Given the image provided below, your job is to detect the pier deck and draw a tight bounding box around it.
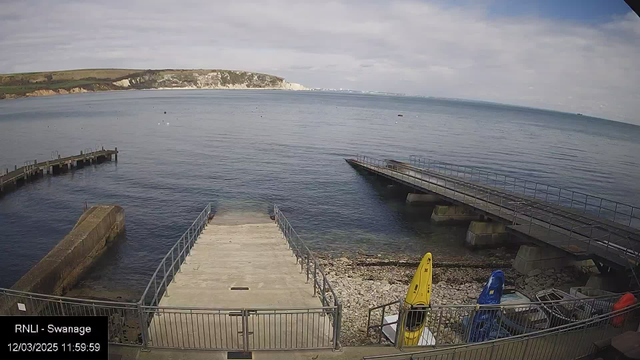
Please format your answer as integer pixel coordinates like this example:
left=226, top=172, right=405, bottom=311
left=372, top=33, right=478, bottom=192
left=0, top=148, right=118, bottom=194
left=347, top=156, right=640, bottom=270
left=159, top=212, right=318, bottom=308
left=146, top=211, right=335, bottom=351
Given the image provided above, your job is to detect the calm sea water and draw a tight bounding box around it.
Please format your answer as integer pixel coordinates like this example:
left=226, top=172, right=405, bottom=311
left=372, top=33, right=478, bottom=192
left=1, top=90, right=639, bottom=295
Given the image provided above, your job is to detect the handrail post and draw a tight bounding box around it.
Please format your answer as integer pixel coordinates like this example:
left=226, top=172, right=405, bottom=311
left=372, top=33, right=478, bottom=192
left=322, top=277, right=327, bottom=306
left=394, top=306, right=405, bottom=350
left=333, top=302, right=342, bottom=350
left=313, top=261, right=317, bottom=296
left=137, top=301, right=149, bottom=349
left=242, top=309, right=249, bottom=352
left=177, top=240, right=181, bottom=272
left=171, top=250, right=176, bottom=281
left=306, top=254, right=310, bottom=283
left=163, top=262, right=169, bottom=297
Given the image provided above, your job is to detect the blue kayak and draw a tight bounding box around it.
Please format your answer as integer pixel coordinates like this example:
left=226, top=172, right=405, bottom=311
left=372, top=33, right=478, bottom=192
left=468, top=270, right=505, bottom=342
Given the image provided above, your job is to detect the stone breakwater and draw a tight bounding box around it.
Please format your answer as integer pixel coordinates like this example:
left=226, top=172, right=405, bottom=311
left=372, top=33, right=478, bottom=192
left=318, top=252, right=588, bottom=346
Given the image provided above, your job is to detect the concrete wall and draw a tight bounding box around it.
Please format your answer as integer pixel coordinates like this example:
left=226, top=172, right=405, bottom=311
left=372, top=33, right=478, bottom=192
left=11, top=205, right=125, bottom=296
left=431, top=205, right=480, bottom=224
left=465, top=221, right=507, bottom=247
left=406, top=193, right=441, bottom=204
left=513, top=245, right=570, bottom=275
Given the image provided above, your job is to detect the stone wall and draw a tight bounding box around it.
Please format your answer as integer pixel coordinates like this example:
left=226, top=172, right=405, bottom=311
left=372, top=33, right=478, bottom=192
left=11, top=205, right=125, bottom=296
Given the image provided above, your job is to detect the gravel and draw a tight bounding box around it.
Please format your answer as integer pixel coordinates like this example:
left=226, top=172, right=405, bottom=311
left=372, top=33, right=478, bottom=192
left=317, top=253, right=589, bottom=346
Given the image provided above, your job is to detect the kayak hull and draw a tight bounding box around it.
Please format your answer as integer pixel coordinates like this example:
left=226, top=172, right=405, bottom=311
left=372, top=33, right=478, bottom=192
left=402, top=252, right=433, bottom=346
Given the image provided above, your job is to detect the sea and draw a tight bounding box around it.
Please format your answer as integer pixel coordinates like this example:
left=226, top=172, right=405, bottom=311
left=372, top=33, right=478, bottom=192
left=1, top=90, right=639, bottom=296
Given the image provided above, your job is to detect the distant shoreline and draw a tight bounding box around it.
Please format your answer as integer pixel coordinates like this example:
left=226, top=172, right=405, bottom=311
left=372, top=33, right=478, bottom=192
left=1, top=85, right=310, bottom=100
left=0, top=68, right=307, bottom=100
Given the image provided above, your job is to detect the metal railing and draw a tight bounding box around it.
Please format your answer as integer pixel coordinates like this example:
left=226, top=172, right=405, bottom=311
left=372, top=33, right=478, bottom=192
left=408, top=155, right=640, bottom=230
left=363, top=301, right=640, bottom=360
left=366, top=291, right=639, bottom=348
left=143, top=305, right=338, bottom=350
left=353, top=155, right=640, bottom=268
left=2, top=203, right=342, bottom=351
left=0, top=288, right=144, bottom=346
left=507, top=204, right=640, bottom=266
left=1, top=148, right=117, bottom=191
left=140, top=203, right=212, bottom=307
left=273, top=204, right=342, bottom=348
left=367, top=299, right=404, bottom=345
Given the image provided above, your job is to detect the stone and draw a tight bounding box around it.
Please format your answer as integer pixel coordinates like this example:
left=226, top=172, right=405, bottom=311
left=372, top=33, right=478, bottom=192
left=316, top=252, right=583, bottom=346
left=528, top=269, right=542, bottom=276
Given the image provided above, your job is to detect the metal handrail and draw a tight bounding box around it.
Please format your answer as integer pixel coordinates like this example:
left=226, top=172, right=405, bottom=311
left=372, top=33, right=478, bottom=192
left=273, top=204, right=342, bottom=349
left=273, top=205, right=339, bottom=307
left=140, top=203, right=212, bottom=306
left=1, top=287, right=144, bottom=346
left=142, top=304, right=337, bottom=311
left=366, top=290, right=639, bottom=315
left=408, top=155, right=640, bottom=229
left=363, top=301, right=640, bottom=359
left=354, top=155, right=640, bottom=267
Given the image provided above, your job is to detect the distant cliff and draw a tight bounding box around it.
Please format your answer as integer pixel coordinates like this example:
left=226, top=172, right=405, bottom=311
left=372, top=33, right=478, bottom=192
left=0, top=69, right=307, bottom=99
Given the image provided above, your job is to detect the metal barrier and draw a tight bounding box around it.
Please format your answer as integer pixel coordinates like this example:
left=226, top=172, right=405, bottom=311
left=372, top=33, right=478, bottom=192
left=408, top=155, right=640, bottom=230
left=366, top=291, right=639, bottom=348
left=143, top=305, right=338, bottom=350
left=0, top=288, right=144, bottom=346
left=140, top=203, right=212, bottom=307
left=135, top=203, right=342, bottom=351
left=353, top=155, right=640, bottom=268
left=1, top=203, right=342, bottom=352
left=273, top=204, right=342, bottom=348
left=363, top=302, right=640, bottom=360
left=367, top=299, right=403, bottom=345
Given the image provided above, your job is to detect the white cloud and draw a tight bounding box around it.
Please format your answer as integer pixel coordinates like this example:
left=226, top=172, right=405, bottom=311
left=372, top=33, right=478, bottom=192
left=0, top=0, right=639, bottom=124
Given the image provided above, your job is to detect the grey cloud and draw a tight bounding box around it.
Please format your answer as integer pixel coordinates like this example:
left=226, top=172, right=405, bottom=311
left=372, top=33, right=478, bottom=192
left=0, top=0, right=639, bottom=124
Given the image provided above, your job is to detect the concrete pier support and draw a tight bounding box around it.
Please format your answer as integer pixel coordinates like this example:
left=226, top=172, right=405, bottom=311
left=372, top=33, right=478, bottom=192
left=513, top=245, right=570, bottom=275
left=406, top=193, right=440, bottom=204
left=431, top=205, right=480, bottom=224
left=465, top=221, right=507, bottom=247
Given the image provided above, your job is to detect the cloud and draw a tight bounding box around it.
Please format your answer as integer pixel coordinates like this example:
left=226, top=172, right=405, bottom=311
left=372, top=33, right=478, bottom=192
left=1, top=0, right=639, bottom=124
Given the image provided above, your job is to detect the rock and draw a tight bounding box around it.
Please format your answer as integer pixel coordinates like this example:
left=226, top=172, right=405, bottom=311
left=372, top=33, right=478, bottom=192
left=315, top=252, right=584, bottom=346
left=528, top=269, right=542, bottom=276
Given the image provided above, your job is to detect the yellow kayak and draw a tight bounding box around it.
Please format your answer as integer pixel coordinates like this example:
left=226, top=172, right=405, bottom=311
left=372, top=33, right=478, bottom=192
left=402, top=252, right=432, bottom=346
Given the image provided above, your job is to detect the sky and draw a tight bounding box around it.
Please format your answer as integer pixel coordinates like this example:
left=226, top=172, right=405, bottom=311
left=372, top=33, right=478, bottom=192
left=1, top=0, right=639, bottom=124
